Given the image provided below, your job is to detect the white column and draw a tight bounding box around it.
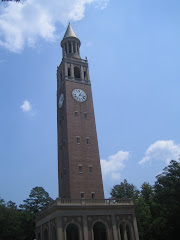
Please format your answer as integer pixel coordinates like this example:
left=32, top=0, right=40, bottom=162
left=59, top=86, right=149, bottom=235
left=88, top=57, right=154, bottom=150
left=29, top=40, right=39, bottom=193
left=64, top=62, right=68, bottom=77
left=132, top=214, right=139, bottom=240
left=86, top=67, right=90, bottom=81
left=112, top=215, right=118, bottom=240
left=80, top=66, right=84, bottom=79
left=71, top=64, right=74, bottom=78
left=67, top=42, right=69, bottom=54
left=83, top=216, right=88, bottom=240
left=57, top=216, right=63, bottom=240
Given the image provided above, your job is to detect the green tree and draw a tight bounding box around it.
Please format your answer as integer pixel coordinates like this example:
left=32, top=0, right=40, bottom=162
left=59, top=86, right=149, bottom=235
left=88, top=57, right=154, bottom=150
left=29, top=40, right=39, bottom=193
left=19, top=186, right=53, bottom=215
left=152, top=160, right=180, bottom=239
left=110, top=179, right=140, bottom=200
left=135, top=196, right=152, bottom=240
left=19, top=186, right=54, bottom=240
left=0, top=200, right=24, bottom=240
left=140, top=182, right=153, bottom=205
left=0, top=187, right=53, bottom=240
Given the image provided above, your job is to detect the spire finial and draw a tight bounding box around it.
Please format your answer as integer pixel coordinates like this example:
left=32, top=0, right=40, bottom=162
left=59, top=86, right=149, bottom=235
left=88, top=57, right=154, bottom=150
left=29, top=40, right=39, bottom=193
left=63, top=23, right=78, bottom=39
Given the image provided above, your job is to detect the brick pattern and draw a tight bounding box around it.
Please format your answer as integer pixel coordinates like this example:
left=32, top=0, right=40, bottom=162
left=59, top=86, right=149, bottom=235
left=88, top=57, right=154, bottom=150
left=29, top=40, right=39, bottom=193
left=57, top=79, right=104, bottom=199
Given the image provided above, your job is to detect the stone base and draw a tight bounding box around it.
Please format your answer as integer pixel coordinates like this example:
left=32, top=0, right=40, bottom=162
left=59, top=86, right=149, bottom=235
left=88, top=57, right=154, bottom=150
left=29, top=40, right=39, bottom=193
left=36, top=198, right=139, bottom=240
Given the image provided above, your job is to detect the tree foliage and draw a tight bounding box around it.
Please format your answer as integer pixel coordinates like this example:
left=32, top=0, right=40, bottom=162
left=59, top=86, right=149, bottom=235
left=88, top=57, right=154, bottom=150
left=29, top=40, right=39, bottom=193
left=110, top=179, right=140, bottom=200
left=110, top=160, right=180, bottom=240
left=0, top=187, right=53, bottom=240
left=19, top=186, right=53, bottom=215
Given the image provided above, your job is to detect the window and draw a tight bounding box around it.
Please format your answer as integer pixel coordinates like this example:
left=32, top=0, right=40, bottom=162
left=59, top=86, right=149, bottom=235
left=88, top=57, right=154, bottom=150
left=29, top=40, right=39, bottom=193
left=73, top=42, right=76, bottom=53
left=89, top=166, right=92, bottom=173
left=77, top=136, right=80, bottom=144
left=60, top=144, right=62, bottom=150
left=62, top=115, right=64, bottom=120
left=86, top=138, right=90, bottom=145
left=78, top=165, right=82, bottom=173
left=84, top=112, right=87, bottom=119
left=74, top=66, right=80, bottom=78
left=61, top=172, right=63, bottom=178
left=68, top=68, right=71, bottom=77
left=75, top=111, right=78, bottom=117
left=69, top=43, right=71, bottom=53
left=84, top=71, right=87, bottom=79
left=91, top=192, right=95, bottom=199
left=81, top=192, right=84, bottom=199
left=63, top=140, right=65, bottom=146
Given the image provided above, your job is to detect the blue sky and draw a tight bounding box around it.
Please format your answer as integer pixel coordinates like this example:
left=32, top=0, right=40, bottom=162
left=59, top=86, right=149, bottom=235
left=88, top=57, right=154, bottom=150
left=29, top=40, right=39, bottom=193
left=0, top=0, right=180, bottom=205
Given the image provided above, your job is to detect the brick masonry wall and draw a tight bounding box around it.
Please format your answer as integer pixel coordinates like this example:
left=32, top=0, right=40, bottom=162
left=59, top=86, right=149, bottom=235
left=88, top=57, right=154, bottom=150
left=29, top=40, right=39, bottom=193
left=57, top=79, right=104, bottom=199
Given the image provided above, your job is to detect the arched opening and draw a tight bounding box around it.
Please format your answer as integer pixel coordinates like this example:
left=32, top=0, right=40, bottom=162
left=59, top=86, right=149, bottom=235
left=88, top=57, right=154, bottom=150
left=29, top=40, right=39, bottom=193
left=119, top=222, right=132, bottom=240
left=74, top=67, right=80, bottom=78
left=52, top=226, right=57, bottom=240
left=69, top=43, right=72, bottom=53
left=73, top=42, right=76, bottom=53
left=66, top=223, right=79, bottom=240
left=44, top=228, right=48, bottom=240
left=93, top=221, right=107, bottom=240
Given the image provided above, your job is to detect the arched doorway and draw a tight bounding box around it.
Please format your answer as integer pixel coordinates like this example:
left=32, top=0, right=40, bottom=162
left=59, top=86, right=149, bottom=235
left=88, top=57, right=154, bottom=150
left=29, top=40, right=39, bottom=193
left=44, top=228, right=48, bottom=240
left=120, top=222, right=132, bottom=240
left=66, top=223, right=79, bottom=240
left=93, top=221, right=107, bottom=240
left=52, top=226, right=57, bottom=240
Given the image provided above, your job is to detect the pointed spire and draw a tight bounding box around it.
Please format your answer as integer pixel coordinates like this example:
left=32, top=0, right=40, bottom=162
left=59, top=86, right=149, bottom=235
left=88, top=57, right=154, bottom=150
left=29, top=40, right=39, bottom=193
left=63, top=23, right=78, bottom=39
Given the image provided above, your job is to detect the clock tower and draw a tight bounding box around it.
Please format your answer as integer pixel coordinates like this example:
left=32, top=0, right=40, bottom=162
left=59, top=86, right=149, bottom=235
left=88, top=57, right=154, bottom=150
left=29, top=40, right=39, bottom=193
left=36, top=24, right=139, bottom=240
left=57, top=24, right=104, bottom=199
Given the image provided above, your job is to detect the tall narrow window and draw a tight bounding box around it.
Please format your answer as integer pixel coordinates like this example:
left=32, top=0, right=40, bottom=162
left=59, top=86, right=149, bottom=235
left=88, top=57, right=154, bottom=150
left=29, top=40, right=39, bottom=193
left=86, top=137, right=90, bottom=145
left=84, top=112, right=87, bottom=119
left=91, top=192, right=95, bottom=199
left=84, top=71, right=87, bottom=79
left=63, top=140, right=65, bottom=146
left=89, top=166, right=92, bottom=173
left=75, top=111, right=78, bottom=117
left=77, top=136, right=80, bottom=144
left=78, top=165, right=82, bottom=173
left=69, top=43, right=71, bottom=53
left=81, top=192, right=84, bottom=199
left=68, top=68, right=71, bottom=77
left=73, top=42, right=76, bottom=53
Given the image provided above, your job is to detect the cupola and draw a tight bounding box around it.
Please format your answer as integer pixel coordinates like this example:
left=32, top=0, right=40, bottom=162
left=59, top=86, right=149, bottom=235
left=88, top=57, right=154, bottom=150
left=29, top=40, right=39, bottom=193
left=61, top=23, right=81, bottom=59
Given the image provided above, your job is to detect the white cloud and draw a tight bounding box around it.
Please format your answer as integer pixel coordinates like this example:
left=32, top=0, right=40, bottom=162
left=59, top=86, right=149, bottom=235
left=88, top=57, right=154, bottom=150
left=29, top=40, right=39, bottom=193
left=20, top=100, right=32, bottom=112
left=101, top=151, right=129, bottom=191
left=0, top=0, right=108, bottom=53
left=139, top=140, right=180, bottom=165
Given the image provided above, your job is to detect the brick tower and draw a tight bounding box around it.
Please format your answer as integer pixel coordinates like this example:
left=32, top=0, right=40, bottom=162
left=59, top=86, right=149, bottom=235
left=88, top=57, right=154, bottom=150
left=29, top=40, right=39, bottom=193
left=57, top=23, right=104, bottom=199
left=36, top=24, right=139, bottom=240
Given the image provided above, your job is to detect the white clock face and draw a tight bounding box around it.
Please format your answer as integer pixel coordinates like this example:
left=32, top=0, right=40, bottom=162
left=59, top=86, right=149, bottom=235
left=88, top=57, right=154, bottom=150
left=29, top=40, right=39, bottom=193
left=58, top=93, right=64, bottom=108
left=72, top=89, right=87, bottom=102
